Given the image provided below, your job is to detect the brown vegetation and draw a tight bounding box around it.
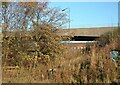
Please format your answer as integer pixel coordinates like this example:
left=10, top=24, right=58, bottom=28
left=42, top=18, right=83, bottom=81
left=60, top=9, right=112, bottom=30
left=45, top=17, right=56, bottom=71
left=2, top=34, right=120, bottom=83
left=2, top=2, right=120, bottom=84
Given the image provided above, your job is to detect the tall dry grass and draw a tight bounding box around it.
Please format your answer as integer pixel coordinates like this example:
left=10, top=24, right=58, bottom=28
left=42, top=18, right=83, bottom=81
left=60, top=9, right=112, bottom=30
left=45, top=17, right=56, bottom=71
left=2, top=44, right=119, bottom=83
left=2, top=29, right=120, bottom=83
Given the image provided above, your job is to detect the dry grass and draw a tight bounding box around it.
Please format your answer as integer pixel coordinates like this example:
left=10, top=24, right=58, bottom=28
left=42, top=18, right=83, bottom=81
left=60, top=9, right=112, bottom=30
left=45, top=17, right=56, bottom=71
left=2, top=36, right=120, bottom=83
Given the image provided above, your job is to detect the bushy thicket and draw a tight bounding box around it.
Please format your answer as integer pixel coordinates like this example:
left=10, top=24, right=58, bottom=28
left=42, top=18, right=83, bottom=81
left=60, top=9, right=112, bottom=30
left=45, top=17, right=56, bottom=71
left=100, top=27, right=120, bottom=50
left=2, top=24, right=64, bottom=67
left=2, top=2, right=67, bottom=67
left=71, top=27, right=120, bottom=83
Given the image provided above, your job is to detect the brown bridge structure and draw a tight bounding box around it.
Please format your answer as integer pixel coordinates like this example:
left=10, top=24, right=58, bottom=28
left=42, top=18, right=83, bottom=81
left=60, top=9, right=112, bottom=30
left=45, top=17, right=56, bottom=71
left=57, top=27, right=118, bottom=49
